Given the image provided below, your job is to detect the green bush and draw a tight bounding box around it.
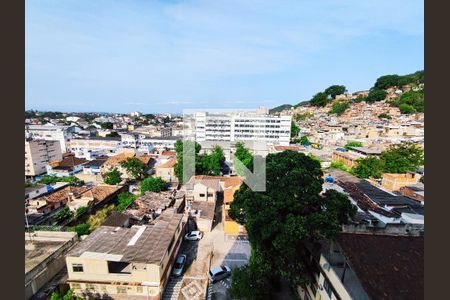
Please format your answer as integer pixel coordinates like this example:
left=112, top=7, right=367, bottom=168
left=116, top=193, right=137, bottom=212
left=330, top=161, right=349, bottom=172
left=71, top=224, right=91, bottom=236
left=344, top=141, right=363, bottom=151
left=52, top=207, right=73, bottom=222
left=330, top=101, right=349, bottom=115
left=365, top=89, right=387, bottom=103
left=140, top=177, right=167, bottom=194
left=75, top=206, right=89, bottom=218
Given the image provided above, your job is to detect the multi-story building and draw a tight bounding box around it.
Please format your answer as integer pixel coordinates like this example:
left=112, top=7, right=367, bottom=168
left=194, top=110, right=291, bottom=146
left=26, top=124, right=78, bottom=152
left=25, top=139, right=62, bottom=177
left=67, top=137, right=122, bottom=158
left=298, top=233, right=423, bottom=300
left=65, top=210, right=185, bottom=299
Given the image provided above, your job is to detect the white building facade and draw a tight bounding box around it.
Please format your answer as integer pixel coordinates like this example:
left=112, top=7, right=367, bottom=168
left=26, top=124, right=77, bottom=153
left=194, top=110, right=291, bottom=146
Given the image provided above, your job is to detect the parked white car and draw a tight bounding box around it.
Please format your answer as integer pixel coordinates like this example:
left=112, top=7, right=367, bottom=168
left=184, top=231, right=203, bottom=241
left=208, top=265, right=231, bottom=283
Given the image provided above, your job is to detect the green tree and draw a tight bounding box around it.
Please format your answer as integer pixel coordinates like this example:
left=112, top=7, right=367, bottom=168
left=309, top=92, right=329, bottom=107
left=324, top=85, right=347, bottom=99
left=329, top=160, right=349, bottom=172
left=352, top=157, right=384, bottom=179
left=234, top=142, right=253, bottom=176
left=374, top=74, right=403, bottom=89
left=365, top=89, right=388, bottom=103
left=399, top=103, right=416, bottom=114
left=140, top=177, right=167, bottom=194
left=229, top=151, right=356, bottom=293
left=291, top=121, right=300, bottom=138
left=71, top=224, right=91, bottom=236
left=50, top=289, right=82, bottom=300
left=198, top=145, right=226, bottom=176
left=116, top=193, right=137, bottom=212
left=292, top=135, right=310, bottom=146
left=381, top=142, right=424, bottom=173
left=52, top=207, right=73, bottom=222
left=174, top=140, right=202, bottom=183
left=120, top=157, right=147, bottom=180
left=330, top=101, right=349, bottom=115
left=344, top=141, right=363, bottom=151
left=75, top=206, right=89, bottom=218
left=103, top=167, right=122, bottom=185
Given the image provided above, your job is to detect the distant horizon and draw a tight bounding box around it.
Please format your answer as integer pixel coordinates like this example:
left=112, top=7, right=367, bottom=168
left=26, top=0, right=423, bottom=113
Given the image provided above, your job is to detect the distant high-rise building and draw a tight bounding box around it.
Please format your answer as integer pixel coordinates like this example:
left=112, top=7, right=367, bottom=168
left=194, top=109, right=291, bottom=146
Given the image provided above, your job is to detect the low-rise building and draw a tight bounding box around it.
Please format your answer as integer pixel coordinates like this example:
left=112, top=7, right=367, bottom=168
left=25, top=231, right=79, bottom=300
left=381, top=172, right=421, bottom=192
left=155, top=157, right=177, bottom=182
left=65, top=210, right=185, bottom=299
left=46, top=154, right=88, bottom=177
left=25, top=184, right=49, bottom=201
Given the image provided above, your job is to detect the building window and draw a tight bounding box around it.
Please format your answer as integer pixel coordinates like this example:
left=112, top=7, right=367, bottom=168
left=199, top=193, right=205, bottom=197
left=71, top=283, right=81, bottom=290
left=72, top=264, right=84, bottom=272
left=207, top=193, right=213, bottom=197
left=86, top=283, right=96, bottom=291
left=117, top=287, right=127, bottom=294
left=323, top=277, right=333, bottom=298
left=137, top=286, right=143, bottom=293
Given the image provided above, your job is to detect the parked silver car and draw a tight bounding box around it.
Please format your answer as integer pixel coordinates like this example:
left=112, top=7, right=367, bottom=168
left=184, top=230, right=203, bottom=241
left=172, top=254, right=186, bottom=277
left=208, top=265, right=231, bottom=283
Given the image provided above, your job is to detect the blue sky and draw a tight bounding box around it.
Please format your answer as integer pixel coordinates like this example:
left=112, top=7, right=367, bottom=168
left=26, top=0, right=424, bottom=113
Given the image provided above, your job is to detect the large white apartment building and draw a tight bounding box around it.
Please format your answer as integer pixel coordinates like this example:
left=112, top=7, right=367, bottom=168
left=194, top=110, right=291, bottom=146
left=26, top=124, right=78, bottom=153
left=25, top=139, right=62, bottom=177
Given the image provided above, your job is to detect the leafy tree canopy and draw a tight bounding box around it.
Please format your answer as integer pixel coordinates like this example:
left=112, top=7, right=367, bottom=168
left=381, top=142, right=424, bottom=173
left=120, top=157, right=147, bottom=180
left=324, top=85, right=347, bottom=99
left=351, top=157, right=384, bottom=179
left=103, top=167, right=122, bottom=185
left=365, top=89, right=387, bottom=103
left=374, top=70, right=424, bottom=90
left=330, top=101, right=349, bottom=115
left=140, top=177, right=167, bottom=194
left=309, top=92, right=329, bottom=107
left=234, top=142, right=253, bottom=176
left=229, top=151, right=356, bottom=291
left=291, top=121, right=300, bottom=138
left=116, top=193, right=137, bottom=212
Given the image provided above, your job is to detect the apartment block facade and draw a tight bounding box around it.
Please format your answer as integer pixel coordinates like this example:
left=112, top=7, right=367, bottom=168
left=26, top=124, right=77, bottom=152
left=194, top=110, right=291, bottom=146
left=25, top=139, right=62, bottom=177
left=66, top=211, right=185, bottom=299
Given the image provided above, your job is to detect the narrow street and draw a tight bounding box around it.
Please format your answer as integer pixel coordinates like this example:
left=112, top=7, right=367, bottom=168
left=163, top=216, right=250, bottom=300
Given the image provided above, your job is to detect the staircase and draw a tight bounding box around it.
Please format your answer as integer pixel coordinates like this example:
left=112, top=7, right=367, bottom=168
left=162, top=277, right=183, bottom=300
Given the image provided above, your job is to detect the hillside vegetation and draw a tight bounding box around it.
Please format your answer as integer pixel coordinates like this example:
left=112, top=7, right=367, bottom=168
left=271, top=70, right=424, bottom=115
